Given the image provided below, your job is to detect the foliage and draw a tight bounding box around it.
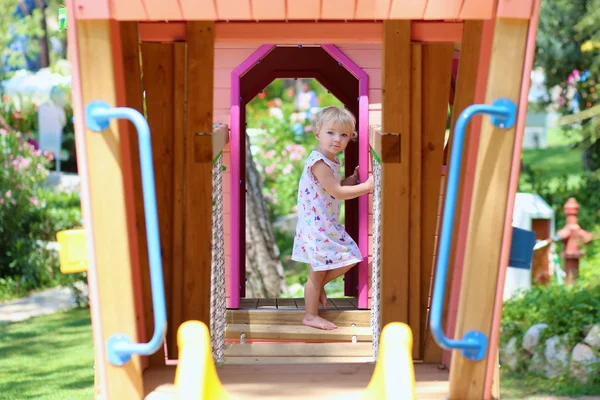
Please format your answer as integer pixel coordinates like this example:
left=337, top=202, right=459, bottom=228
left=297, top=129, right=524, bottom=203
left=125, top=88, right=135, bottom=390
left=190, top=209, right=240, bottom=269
left=534, top=0, right=593, bottom=92
left=501, top=281, right=600, bottom=350
left=0, top=308, right=94, bottom=400
left=246, top=79, right=344, bottom=221
left=0, top=128, right=83, bottom=301
left=575, top=0, right=600, bottom=71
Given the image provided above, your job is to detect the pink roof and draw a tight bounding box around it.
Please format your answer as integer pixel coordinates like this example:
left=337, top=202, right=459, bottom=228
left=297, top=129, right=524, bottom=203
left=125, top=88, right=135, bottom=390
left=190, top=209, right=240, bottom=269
left=73, top=0, right=535, bottom=21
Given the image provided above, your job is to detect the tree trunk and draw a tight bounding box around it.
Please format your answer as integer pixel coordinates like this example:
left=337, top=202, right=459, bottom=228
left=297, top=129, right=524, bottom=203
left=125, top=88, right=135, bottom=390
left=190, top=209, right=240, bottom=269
left=35, top=0, right=50, bottom=68
left=245, top=133, right=288, bottom=298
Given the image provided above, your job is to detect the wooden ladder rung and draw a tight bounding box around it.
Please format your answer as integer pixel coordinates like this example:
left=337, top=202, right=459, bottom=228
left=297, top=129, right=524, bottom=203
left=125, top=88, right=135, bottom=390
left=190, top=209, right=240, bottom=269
left=226, top=324, right=373, bottom=342
left=224, top=343, right=373, bottom=358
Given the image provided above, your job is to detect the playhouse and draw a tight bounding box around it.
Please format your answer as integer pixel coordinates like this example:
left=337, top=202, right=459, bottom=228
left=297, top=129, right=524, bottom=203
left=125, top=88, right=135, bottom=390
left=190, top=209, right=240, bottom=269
left=60, top=0, right=543, bottom=398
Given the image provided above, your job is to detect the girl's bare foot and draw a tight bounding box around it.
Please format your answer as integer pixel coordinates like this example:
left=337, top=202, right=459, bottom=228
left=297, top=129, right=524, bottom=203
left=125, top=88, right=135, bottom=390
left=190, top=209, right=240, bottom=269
left=303, top=315, right=337, bottom=330
left=319, top=288, right=328, bottom=309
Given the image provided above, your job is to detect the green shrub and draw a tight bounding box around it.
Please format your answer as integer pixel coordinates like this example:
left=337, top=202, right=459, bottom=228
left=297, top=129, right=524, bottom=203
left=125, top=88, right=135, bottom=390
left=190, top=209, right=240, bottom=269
left=501, top=281, right=600, bottom=351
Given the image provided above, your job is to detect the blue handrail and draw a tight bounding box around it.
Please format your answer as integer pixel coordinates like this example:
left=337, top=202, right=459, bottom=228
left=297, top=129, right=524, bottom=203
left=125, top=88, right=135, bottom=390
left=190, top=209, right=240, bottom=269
left=429, top=98, right=517, bottom=361
left=85, top=100, right=167, bottom=366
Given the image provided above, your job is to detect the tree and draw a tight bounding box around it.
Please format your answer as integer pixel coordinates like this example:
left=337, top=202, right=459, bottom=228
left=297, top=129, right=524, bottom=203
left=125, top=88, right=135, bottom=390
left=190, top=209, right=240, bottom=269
left=245, top=132, right=289, bottom=298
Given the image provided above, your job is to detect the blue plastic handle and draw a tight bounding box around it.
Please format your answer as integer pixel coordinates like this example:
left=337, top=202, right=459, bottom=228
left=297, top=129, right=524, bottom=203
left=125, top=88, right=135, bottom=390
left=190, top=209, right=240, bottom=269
left=429, top=98, right=517, bottom=361
left=85, top=100, right=167, bottom=366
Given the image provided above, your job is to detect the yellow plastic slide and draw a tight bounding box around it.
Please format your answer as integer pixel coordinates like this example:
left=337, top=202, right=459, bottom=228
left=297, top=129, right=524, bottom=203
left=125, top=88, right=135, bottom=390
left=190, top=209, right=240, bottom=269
left=174, top=321, right=416, bottom=399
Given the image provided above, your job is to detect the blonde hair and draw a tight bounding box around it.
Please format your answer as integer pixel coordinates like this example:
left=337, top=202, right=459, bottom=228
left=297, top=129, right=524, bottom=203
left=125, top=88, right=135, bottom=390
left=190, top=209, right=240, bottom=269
left=312, top=106, right=358, bottom=141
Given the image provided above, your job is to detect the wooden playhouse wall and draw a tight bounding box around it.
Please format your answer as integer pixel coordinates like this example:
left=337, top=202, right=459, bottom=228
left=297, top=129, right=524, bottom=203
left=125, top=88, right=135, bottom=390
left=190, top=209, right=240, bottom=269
left=212, top=43, right=384, bottom=307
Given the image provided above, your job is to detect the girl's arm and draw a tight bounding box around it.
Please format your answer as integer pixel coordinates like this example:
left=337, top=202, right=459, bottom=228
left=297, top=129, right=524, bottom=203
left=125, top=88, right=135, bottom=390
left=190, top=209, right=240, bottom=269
left=312, top=161, right=373, bottom=200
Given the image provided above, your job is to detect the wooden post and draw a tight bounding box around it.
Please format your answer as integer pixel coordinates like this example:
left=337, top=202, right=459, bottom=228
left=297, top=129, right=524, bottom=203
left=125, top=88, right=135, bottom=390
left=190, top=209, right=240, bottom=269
left=380, top=20, right=411, bottom=328
left=449, top=18, right=529, bottom=399
left=73, top=19, right=143, bottom=399
left=182, top=22, right=215, bottom=329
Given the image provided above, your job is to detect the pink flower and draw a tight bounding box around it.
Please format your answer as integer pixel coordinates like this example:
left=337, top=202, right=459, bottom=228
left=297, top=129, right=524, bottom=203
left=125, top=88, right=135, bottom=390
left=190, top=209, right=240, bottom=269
left=265, top=164, right=276, bottom=176
left=0, top=198, right=4, bottom=204
left=264, top=149, right=276, bottom=159
left=29, top=197, right=39, bottom=206
left=5, top=190, right=11, bottom=198
left=282, top=164, right=293, bottom=175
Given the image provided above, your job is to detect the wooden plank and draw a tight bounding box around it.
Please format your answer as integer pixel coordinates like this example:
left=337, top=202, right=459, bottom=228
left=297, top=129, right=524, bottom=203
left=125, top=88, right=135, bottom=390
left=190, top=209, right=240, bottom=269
left=437, top=20, right=484, bottom=367
left=417, top=44, right=455, bottom=364
left=251, top=0, right=285, bottom=19
left=224, top=343, right=373, bottom=357
left=140, top=41, right=176, bottom=366
left=215, top=0, right=252, bottom=20
left=459, top=0, right=496, bottom=19
left=276, top=298, right=298, bottom=309
left=321, top=0, right=355, bottom=20
left=225, top=324, right=373, bottom=342
left=74, top=19, right=143, bottom=398
left=409, top=44, right=422, bottom=360
left=449, top=18, right=529, bottom=399
left=240, top=298, right=259, bottom=308
left=179, top=0, right=217, bottom=20
left=388, top=0, right=427, bottom=19
left=424, top=0, right=462, bottom=20
left=380, top=20, right=411, bottom=329
left=169, top=44, right=186, bottom=359
left=143, top=0, right=182, bottom=20
left=142, top=364, right=449, bottom=400
left=286, top=0, right=320, bottom=20
left=223, top=356, right=375, bottom=364
left=182, top=22, right=215, bottom=328
left=227, top=310, right=371, bottom=327
left=118, top=21, right=149, bottom=369
left=355, top=0, right=391, bottom=20
left=257, top=298, right=277, bottom=309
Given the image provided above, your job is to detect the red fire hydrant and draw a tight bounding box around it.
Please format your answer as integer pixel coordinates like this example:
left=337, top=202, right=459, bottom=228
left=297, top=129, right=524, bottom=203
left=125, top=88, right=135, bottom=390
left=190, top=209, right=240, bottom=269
left=555, top=198, right=593, bottom=284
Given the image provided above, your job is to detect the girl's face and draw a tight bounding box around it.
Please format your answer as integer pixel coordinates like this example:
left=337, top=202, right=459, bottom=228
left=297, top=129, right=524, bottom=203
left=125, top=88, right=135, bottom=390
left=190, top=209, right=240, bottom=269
left=315, top=119, right=351, bottom=159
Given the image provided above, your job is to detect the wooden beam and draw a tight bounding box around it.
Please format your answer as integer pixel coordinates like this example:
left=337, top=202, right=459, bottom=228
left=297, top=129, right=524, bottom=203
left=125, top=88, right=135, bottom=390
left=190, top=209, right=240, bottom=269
left=140, top=42, right=178, bottom=364
left=182, top=22, right=215, bottom=329
left=74, top=19, right=143, bottom=398
left=170, top=44, right=187, bottom=360
left=449, top=18, right=529, bottom=399
left=380, top=20, right=411, bottom=328
left=419, top=43, right=454, bottom=363
left=428, top=21, right=485, bottom=366
left=409, top=43, right=422, bottom=360
left=138, top=21, right=463, bottom=44
left=118, top=21, right=149, bottom=370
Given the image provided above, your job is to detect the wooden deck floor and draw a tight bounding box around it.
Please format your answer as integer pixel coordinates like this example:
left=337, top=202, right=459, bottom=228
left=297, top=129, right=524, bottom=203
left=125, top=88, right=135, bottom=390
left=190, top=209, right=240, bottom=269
left=144, top=363, right=449, bottom=399
left=238, top=297, right=359, bottom=310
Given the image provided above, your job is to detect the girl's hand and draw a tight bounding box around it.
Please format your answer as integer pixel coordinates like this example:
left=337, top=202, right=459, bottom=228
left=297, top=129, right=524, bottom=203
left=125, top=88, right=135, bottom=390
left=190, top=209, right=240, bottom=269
left=342, top=166, right=360, bottom=186
left=365, top=175, right=374, bottom=192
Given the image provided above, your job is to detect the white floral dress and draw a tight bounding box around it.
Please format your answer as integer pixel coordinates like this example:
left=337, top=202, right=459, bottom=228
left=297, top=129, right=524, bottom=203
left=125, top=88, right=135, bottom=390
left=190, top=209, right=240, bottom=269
left=291, top=150, right=364, bottom=271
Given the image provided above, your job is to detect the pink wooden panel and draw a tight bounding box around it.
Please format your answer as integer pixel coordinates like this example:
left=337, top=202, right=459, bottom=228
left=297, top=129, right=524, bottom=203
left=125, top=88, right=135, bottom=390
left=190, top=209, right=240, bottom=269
left=221, top=173, right=231, bottom=194
left=497, top=0, right=534, bottom=19
left=336, top=44, right=382, bottom=50
left=286, top=0, right=321, bottom=20
left=144, top=0, right=183, bottom=20
left=179, top=0, right=217, bottom=20
left=223, top=190, right=231, bottom=211
left=337, top=49, right=381, bottom=69
left=355, top=0, right=391, bottom=19
left=222, top=151, right=231, bottom=167
left=363, top=68, right=382, bottom=89
left=224, top=235, right=231, bottom=256
left=389, top=0, right=428, bottom=19
left=368, top=237, right=373, bottom=256
left=252, top=0, right=286, bottom=19
left=224, top=214, right=231, bottom=235
left=216, top=0, right=253, bottom=20
left=321, top=0, right=356, bottom=20
left=214, top=109, right=231, bottom=125
left=74, top=0, right=110, bottom=19
left=424, top=0, right=462, bottom=20
left=215, top=48, right=260, bottom=68
left=214, top=69, right=232, bottom=89
left=368, top=89, right=382, bottom=105
left=459, top=0, right=495, bottom=19
left=110, top=0, right=147, bottom=20
left=214, top=88, right=231, bottom=109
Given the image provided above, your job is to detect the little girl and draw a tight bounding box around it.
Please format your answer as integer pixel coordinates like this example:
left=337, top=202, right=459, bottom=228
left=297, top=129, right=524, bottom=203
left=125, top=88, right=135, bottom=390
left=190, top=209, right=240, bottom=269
left=291, top=106, right=373, bottom=330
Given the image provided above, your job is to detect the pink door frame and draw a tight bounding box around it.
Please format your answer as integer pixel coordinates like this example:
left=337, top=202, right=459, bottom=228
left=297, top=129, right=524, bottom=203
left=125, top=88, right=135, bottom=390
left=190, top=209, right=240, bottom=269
left=229, top=44, right=370, bottom=309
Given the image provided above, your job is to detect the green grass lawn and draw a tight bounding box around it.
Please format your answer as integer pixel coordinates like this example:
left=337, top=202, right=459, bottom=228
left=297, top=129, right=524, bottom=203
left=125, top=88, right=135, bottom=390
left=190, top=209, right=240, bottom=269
left=0, top=308, right=94, bottom=400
